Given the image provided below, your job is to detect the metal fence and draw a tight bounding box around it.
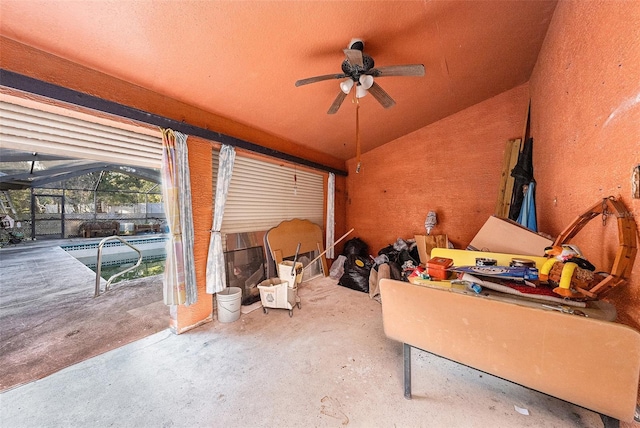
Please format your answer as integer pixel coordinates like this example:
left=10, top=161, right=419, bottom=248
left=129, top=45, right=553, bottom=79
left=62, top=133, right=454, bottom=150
left=4, top=188, right=165, bottom=240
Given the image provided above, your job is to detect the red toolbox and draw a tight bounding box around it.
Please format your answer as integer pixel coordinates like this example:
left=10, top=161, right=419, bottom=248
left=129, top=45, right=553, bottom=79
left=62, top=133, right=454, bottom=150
left=426, top=257, right=454, bottom=280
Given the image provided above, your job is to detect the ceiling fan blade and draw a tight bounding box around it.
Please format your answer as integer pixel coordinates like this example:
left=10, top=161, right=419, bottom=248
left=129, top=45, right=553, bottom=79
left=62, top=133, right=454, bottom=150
left=368, top=64, right=425, bottom=77
left=368, top=82, right=396, bottom=109
left=295, top=73, right=346, bottom=87
left=327, top=91, right=348, bottom=114
left=343, top=49, right=364, bottom=67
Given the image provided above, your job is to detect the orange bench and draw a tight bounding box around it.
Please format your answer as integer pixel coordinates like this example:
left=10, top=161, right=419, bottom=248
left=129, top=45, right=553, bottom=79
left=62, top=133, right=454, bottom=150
left=380, top=278, right=640, bottom=426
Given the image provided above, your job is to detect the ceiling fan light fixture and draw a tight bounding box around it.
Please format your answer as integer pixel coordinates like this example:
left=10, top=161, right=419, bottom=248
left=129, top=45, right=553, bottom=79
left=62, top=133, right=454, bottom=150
left=340, top=79, right=354, bottom=94
left=355, top=85, right=368, bottom=98
left=359, top=74, right=374, bottom=90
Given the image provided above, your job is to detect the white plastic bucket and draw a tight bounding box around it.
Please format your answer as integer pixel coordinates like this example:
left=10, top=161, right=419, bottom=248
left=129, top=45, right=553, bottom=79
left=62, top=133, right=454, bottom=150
left=216, top=287, right=242, bottom=323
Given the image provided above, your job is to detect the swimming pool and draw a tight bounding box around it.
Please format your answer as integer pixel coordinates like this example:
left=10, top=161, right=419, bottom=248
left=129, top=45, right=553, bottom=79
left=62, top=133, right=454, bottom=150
left=62, top=236, right=167, bottom=283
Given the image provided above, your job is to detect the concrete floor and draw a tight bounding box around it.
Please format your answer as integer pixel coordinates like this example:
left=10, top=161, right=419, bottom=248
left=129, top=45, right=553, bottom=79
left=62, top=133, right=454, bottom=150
left=0, top=275, right=609, bottom=428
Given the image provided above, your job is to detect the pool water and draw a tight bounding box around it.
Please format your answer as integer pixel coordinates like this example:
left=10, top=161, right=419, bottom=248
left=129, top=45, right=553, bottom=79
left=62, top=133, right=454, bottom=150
left=89, top=255, right=165, bottom=283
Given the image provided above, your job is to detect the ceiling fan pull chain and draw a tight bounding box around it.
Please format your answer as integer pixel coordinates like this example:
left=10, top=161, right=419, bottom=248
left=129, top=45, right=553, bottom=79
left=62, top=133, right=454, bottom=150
left=356, top=100, right=361, bottom=173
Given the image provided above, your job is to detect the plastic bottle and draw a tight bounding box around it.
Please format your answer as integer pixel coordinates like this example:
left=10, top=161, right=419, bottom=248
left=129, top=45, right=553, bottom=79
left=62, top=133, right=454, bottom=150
left=467, top=282, right=482, bottom=294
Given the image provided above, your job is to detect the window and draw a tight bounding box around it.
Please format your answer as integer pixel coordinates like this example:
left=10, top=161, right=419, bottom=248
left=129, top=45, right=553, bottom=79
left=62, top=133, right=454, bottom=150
left=212, top=149, right=324, bottom=234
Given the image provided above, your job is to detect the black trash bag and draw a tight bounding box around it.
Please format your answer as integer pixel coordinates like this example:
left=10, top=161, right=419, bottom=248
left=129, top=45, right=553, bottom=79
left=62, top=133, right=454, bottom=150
left=378, top=244, right=399, bottom=264
left=408, top=244, right=420, bottom=265
left=338, top=254, right=372, bottom=293
left=342, top=237, right=369, bottom=257
left=398, top=249, right=419, bottom=267
left=388, top=261, right=403, bottom=281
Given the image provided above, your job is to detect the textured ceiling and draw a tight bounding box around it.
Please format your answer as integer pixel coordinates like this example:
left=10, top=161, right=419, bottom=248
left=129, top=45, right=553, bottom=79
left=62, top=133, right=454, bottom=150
left=0, top=1, right=557, bottom=162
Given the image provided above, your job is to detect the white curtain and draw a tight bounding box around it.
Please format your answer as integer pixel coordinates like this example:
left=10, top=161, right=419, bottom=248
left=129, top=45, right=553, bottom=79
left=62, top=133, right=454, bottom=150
left=206, top=145, right=236, bottom=294
left=325, top=173, right=335, bottom=259
left=160, top=129, right=197, bottom=306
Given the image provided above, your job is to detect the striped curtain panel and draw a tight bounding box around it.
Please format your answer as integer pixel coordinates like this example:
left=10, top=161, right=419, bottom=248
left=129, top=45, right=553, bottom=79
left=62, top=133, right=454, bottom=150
left=206, top=144, right=236, bottom=294
left=160, top=129, right=197, bottom=306
left=325, top=173, right=335, bottom=259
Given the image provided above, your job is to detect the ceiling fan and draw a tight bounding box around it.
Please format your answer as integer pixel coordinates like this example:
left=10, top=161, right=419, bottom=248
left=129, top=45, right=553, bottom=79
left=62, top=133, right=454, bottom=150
left=295, top=38, right=425, bottom=114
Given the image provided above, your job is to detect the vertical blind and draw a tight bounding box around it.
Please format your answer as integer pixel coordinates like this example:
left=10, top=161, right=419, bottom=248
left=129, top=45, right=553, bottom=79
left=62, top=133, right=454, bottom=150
left=213, top=149, right=324, bottom=233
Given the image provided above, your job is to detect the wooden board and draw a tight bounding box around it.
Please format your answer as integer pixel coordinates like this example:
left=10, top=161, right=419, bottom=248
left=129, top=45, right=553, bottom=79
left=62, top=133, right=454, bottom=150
left=468, top=215, right=553, bottom=256
left=494, top=138, right=522, bottom=218
left=265, top=218, right=328, bottom=277
left=414, top=234, right=449, bottom=265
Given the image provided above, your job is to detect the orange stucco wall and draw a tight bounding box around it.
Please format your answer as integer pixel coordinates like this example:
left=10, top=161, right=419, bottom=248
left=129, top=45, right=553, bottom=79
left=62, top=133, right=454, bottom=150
left=168, top=136, right=216, bottom=333
left=529, top=1, right=640, bottom=330
left=345, top=83, right=530, bottom=254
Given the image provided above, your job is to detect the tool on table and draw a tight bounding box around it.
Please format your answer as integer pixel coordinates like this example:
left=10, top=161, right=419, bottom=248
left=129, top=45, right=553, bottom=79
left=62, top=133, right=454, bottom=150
left=541, top=304, right=588, bottom=317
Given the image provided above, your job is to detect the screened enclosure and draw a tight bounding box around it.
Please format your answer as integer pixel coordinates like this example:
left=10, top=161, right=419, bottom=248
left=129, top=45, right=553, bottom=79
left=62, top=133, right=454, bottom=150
left=0, top=148, right=164, bottom=240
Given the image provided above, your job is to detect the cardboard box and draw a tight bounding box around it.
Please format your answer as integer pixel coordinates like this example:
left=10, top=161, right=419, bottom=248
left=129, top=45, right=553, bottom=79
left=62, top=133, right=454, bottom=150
left=415, top=234, right=449, bottom=265
left=468, top=216, right=553, bottom=257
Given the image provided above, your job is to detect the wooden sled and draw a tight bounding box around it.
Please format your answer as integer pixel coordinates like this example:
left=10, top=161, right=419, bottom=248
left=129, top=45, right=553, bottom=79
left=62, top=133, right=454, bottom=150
left=553, top=196, right=637, bottom=297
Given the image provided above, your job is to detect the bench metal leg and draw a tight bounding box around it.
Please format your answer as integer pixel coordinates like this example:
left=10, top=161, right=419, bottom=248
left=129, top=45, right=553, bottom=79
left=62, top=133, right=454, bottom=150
left=599, top=414, right=619, bottom=428
left=404, top=343, right=411, bottom=399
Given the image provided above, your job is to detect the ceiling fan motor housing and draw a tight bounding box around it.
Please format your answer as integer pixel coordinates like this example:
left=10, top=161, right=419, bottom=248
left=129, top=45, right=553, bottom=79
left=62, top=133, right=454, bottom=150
left=348, top=38, right=364, bottom=51
left=341, top=55, right=375, bottom=80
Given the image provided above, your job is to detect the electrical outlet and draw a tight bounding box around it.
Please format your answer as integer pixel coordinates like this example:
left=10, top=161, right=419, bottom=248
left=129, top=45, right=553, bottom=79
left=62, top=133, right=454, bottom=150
left=633, top=165, right=640, bottom=199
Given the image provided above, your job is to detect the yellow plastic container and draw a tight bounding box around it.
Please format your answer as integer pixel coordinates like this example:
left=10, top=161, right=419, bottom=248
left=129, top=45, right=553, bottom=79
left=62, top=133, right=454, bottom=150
left=277, top=261, right=304, bottom=285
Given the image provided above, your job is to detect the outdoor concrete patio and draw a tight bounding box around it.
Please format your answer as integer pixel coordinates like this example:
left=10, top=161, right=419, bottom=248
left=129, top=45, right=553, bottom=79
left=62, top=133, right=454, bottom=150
left=0, top=237, right=167, bottom=391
